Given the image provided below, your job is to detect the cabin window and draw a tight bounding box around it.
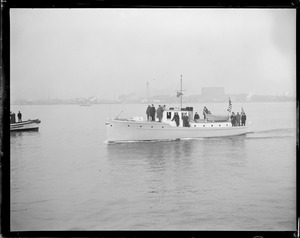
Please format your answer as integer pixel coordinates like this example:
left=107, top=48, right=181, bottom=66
left=110, top=125, right=112, bottom=127
left=219, top=124, right=221, bottom=127
left=128, top=125, right=130, bottom=127
left=151, top=126, right=153, bottom=128
left=194, top=125, right=196, bottom=127
left=211, top=125, right=213, bottom=127
left=203, top=125, right=205, bottom=127
left=167, top=112, right=172, bottom=119
left=140, top=126, right=142, bottom=127
left=162, top=126, right=164, bottom=128
left=226, top=124, right=228, bottom=126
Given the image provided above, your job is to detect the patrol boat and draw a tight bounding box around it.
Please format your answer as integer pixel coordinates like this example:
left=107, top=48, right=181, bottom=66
left=105, top=76, right=247, bottom=142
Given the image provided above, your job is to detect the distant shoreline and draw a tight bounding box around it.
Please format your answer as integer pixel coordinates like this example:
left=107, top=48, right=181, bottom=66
left=11, top=99, right=296, bottom=106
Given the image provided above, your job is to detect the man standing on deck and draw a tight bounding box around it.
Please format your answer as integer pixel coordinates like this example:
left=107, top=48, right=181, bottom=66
left=146, top=105, right=151, bottom=121
left=236, top=112, right=241, bottom=126
left=172, top=112, right=180, bottom=127
left=150, top=104, right=156, bottom=121
left=194, top=112, right=200, bottom=121
left=241, top=112, right=247, bottom=126
left=157, top=105, right=163, bottom=122
left=230, top=112, right=235, bottom=127
left=203, top=106, right=208, bottom=119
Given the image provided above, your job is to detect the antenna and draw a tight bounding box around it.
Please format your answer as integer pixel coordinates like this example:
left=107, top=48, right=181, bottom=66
left=146, top=81, right=150, bottom=101
left=180, top=75, right=183, bottom=109
left=176, top=74, right=185, bottom=109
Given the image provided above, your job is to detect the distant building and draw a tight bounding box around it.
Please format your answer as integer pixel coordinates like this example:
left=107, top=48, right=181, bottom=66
left=201, top=87, right=226, bottom=101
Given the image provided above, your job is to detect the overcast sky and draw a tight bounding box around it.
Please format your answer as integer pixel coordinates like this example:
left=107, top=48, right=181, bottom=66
left=10, top=8, right=296, bottom=100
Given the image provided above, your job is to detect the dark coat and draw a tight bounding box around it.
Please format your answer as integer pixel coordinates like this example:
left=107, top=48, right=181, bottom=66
left=150, top=106, right=156, bottom=115
left=231, top=114, right=236, bottom=126
left=157, top=107, right=163, bottom=119
left=236, top=113, right=241, bottom=124
left=182, top=115, right=190, bottom=127
left=146, top=106, right=151, bottom=115
left=241, top=114, right=247, bottom=124
left=172, top=114, right=180, bottom=126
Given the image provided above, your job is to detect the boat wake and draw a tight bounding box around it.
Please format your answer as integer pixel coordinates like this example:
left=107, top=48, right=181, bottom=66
left=105, top=138, right=182, bottom=144
left=246, top=127, right=296, bottom=139
left=248, top=128, right=295, bottom=134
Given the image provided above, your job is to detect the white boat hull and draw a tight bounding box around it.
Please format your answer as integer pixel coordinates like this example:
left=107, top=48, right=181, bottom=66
left=106, top=119, right=247, bottom=142
left=10, top=119, right=41, bottom=132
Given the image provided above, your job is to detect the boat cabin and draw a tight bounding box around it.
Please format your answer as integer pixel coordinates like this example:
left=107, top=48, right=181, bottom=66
left=162, top=107, right=194, bottom=127
left=161, top=106, right=231, bottom=128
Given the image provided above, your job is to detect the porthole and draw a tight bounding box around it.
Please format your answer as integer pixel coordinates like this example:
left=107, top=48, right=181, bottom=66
left=151, top=126, right=153, bottom=128
left=203, top=125, right=205, bottom=127
left=110, top=125, right=112, bottom=127
left=226, top=124, right=228, bottom=126
left=194, top=125, right=196, bottom=127
left=162, top=126, right=164, bottom=128
left=219, top=124, right=221, bottom=127
left=211, top=125, right=213, bottom=127
left=128, top=125, right=130, bottom=127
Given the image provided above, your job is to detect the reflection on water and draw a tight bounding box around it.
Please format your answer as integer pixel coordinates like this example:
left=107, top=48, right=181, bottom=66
left=106, top=137, right=247, bottom=162
left=106, top=136, right=248, bottom=177
left=10, top=130, right=40, bottom=138
left=106, top=139, right=194, bottom=161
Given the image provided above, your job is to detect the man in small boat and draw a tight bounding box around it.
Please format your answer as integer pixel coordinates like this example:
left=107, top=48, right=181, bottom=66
left=146, top=105, right=151, bottom=121
left=194, top=112, right=200, bottom=122
left=17, top=111, right=22, bottom=122
left=150, top=104, right=156, bottom=121
left=171, top=112, right=180, bottom=127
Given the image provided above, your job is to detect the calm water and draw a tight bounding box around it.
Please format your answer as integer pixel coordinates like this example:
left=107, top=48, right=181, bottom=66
left=10, top=102, right=296, bottom=231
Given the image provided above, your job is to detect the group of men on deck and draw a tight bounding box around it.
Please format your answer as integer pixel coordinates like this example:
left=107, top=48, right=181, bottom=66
left=230, top=112, right=247, bottom=127
left=146, top=104, right=166, bottom=122
left=146, top=105, right=247, bottom=127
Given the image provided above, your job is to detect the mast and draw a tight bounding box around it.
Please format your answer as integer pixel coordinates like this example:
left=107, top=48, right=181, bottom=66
left=180, top=75, right=183, bottom=109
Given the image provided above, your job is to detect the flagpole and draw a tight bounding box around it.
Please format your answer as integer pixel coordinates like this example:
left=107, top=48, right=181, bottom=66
left=180, top=75, right=182, bottom=109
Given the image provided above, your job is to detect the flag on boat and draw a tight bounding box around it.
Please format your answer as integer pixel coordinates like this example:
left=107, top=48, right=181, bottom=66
left=227, top=97, right=232, bottom=113
left=177, top=92, right=183, bottom=97
left=241, top=107, right=245, bottom=114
